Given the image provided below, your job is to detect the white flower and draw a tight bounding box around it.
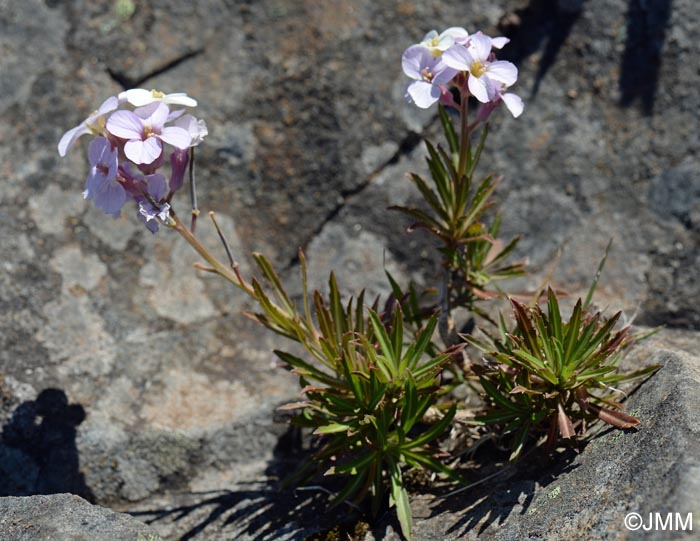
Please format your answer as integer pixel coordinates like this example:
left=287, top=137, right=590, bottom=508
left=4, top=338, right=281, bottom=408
left=442, top=32, right=518, bottom=103
left=174, top=114, right=208, bottom=147
left=419, top=27, right=470, bottom=55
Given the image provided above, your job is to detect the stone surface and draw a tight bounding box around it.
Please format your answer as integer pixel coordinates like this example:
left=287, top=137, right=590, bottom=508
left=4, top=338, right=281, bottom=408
left=0, top=493, right=161, bottom=541
left=1, top=0, right=699, bottom=539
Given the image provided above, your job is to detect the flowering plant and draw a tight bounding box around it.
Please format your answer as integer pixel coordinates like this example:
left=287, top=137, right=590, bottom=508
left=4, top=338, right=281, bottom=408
left=58, top=89, right=206, bottom=232
left=56, top=26, right=655, bottom=541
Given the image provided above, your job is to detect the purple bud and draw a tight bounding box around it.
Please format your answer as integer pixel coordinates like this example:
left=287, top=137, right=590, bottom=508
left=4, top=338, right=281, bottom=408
left=169, top=148, right=190, bottom=194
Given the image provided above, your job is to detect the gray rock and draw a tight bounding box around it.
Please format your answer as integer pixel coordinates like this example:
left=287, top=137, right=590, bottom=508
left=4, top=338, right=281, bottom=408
left=0, top=493, right=161, bottom=541
left=374, top=339, right=700, bottom=541
left=1, top=0, right=700, bottom=538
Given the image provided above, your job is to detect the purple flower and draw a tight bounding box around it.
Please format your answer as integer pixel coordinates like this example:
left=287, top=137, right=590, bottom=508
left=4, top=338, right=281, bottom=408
left=135, top=173, right=170, bottom=233
left=402, top=45, right=458, bottom=109
left=83, top=137, right=126, bottom=217
left=58, top=96, right=119, bottom=157
left=169, top=148, right=189, bottom=194
left=106, top=102, right=191, bottom=165
left=442, top=32, right=518, bottom=103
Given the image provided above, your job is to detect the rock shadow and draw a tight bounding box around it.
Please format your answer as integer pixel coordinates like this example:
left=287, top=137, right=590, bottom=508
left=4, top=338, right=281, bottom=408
left=619, top=0, right=673, bottom=115
left=498, top=0, right=585, bottom=98
left=0, top=388, right=94, bottom=501
left=130, top=423, right=367, bottom=541
left=427, top=446, right=580, bottom=538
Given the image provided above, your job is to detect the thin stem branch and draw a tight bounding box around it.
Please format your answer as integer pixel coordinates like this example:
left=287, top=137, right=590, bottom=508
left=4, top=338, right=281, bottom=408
left=171, top=211, right=253, bottom=295
left=457, top=92, right=470, bottom=180
left=189, top=147, right=200, bottom=233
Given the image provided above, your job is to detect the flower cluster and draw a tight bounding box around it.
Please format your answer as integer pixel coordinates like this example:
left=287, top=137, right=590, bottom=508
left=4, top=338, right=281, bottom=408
left=58, top=89, right=207, bottom=232
left=402, top=27, right=523, bottom=119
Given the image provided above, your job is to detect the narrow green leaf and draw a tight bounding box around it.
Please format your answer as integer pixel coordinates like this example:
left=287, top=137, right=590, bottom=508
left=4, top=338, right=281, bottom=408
left=438, top=104, right=459, bottom=155
left=369, top=310, right=397, bottom=368
left=391, top=469, right=413, bottom=541
left=583, top=239, right=612, bottom=310
left=467, top=124, right=489, bottom=178
left=401, top=405, right=456, bottom=450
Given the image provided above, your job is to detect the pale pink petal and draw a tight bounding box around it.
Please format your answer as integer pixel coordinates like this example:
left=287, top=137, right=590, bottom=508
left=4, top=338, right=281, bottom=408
left=124, top=137, right=162, bottom=165
left=402, top=45, right=425, bottom=79
left=491, top=37, right=510, bottom=49
left=407, top=81, right=441, bottom=109
left=133, top=102, right=161, bottom=120
left=442, top=45, right=473, bottom=71
left=167, top=109, right=186, bottom=122
left=502, top=93, right=524, bottom=118
left=96, top=96, right=119, bottom=117
left=469, top=32, right=492, bottom=62
left=159, top=126, right=192, bottom=149
left=486, top=61, right=518, bottom=86
left=107, top=111, right=144, bottom=140
left=468, top=75, right=489, bottom=103
left=146, top=102, right=170, bottom=131
left=443, top=27, right=469, bottom=43
left=58, top=124, right=88, bottom=157
left=433, top=61, right=458, bottom=85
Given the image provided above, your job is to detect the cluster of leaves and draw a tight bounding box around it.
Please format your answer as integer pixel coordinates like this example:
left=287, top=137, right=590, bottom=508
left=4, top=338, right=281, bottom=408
left=247, top=252, right=460, bottom=540
left=466, top=286, right=660, bottom=460
left=391, top=105, right=525, bottom=322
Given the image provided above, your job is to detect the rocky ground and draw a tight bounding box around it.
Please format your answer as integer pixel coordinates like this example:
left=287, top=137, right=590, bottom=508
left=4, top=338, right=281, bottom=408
left=1, top=0, right=699, bottom=539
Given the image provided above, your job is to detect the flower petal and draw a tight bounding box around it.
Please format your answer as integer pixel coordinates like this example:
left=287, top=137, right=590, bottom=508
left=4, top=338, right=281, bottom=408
left=486, top=61, right=518, bottom=86
left=94, top=96, right=119, bottom=118
left=163, top=93, right=197, bottom=107
left=119, top=89, right=154, bottom=107
left=502, top=92, right=524, bottom=118
left=468, top=75, right=489, bottom=103
left=107, top=111, right=144, bottom=140
left=159, top=126, right=192, bottom=149
left=432, top=62, right=458, bottom=85
left=88, top=137, right=111, bottom=166
left=441, top=45, right=472, bottom=71
left=146, top=102, right=170, bottom=131
left=442, top=27, right=469, bottom=44
left=469, top=32, right=492, bottom=62
left=402, top=45, right=426, bottom=80
left=125, top=137, right=162, bottom=165
left=407, top=81, right=441, bottom=109
left=145, top=173, right=168, bottom=200
left=58, top=124, right=88, bottom=157
left=94, top=179, right=127, bottom=217
left=491, top=36, right=510, bottom=49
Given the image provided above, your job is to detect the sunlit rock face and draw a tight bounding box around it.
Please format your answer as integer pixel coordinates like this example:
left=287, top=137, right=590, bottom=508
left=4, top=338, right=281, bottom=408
left=1, top=0, right=699, bottom=538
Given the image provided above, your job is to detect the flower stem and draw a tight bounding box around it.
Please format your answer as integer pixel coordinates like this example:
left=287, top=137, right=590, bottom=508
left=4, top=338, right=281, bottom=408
left=171, top=212, right=254, bottom=295
left=457, top=91, right=470, bottom=180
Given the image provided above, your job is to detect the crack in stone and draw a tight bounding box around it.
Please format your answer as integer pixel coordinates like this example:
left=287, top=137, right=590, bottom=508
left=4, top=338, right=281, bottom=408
left=107, top=49, right=205, bottom=90
left=284, top=127, right=428, bottom=271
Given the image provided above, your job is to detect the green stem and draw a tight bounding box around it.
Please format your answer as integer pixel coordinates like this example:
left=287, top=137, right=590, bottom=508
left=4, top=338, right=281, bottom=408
left=456, top=92, right=470, bottom=181
left=171, top=212, right=254, bottom=295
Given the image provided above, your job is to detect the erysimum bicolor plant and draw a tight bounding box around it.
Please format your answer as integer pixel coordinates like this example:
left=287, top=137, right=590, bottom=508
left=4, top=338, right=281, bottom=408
left=58, top=83, right=462, bottom=540
left=465, top=247, right=661, bottom=460
left=396, top=28, right=525, bottom=348
left=56, top=25, right=656, bottom=541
